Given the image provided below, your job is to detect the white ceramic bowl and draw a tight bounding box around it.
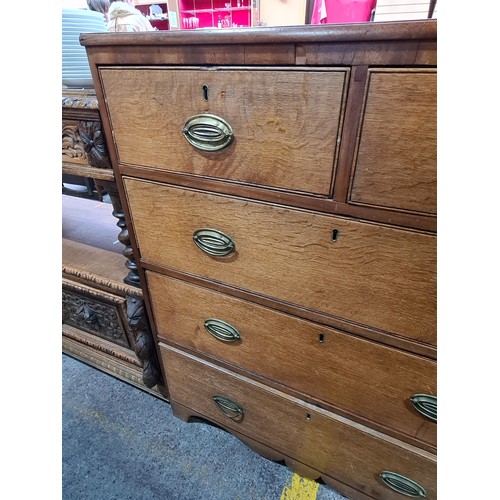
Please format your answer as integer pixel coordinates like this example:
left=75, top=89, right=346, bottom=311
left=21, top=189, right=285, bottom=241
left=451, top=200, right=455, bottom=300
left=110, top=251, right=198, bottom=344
left=63, top=20, right=105, bottom=27
left=62, top=8, right=106, bottom=20
left=62, top=36, right=87, bottom=42
left=63, top=26, right=105, bottom=33
left=62, top=66, right=91, bottom=72
left=62, top=61, right=89, bottom=66
left=63, top=78, right=94, bottom=88
left=62, top=56, right=89, bottom=62
left=63, top=74, right=92, bottom=80
left=62, top=65, right=90, bottom=71
left=62, top=49, right=87, bottom=55
left=62, top=64, right=91, bottom=71
left=62, top=9, right=105, bottom=88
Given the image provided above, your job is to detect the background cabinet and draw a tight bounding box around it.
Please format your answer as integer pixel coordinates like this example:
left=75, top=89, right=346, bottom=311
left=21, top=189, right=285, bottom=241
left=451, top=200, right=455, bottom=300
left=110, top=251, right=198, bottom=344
left=62, top=89, right=166, bottom=398
left=135, top=1, right=171, bottom=30
left=177, top=0, right=259, bottom=29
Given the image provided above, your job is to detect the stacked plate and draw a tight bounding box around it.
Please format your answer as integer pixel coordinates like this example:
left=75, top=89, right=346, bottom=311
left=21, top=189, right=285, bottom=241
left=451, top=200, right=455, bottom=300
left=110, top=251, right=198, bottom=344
left=62, top=8, right=108, bottom=88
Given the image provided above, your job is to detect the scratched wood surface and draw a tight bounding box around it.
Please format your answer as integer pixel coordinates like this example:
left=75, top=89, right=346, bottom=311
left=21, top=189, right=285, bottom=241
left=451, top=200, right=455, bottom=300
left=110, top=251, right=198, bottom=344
left=160, top=344, right=437, bottom=500
left=148, top=272, right=436, bottom=451
left=100, top=67, right=347, bottom=195
left=124, top=179, right=436, bottom=346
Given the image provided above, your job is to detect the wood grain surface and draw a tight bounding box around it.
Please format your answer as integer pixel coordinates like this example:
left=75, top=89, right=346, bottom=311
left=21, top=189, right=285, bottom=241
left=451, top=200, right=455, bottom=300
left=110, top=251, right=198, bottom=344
left=82, top=22, right=437, bottom=497
left=100, top=67, right=347, bottom=195
left=148, top=272, right=436, bottom=449
left=161, top=344, right=437, bottom=500
left=350, top=69, right=437, bottom=214
left=124, top=179, right=436, bottom=345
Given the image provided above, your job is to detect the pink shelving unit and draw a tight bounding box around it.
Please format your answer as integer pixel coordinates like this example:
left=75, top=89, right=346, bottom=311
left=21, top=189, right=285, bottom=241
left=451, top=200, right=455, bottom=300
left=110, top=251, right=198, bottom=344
left=178, top=0, right=254, bottom=29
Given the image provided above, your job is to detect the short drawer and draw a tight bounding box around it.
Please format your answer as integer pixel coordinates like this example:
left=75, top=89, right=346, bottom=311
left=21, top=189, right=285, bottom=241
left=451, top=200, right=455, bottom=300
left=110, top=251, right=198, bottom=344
left=125, top=179, right=436, bottom=345
left=62, top=279, right=132, bottom=348
left=100, top=66, right=348, bottom=195
left=148, top=273, right=436, bottom=449
left=160, top=344, right=437, bottom=499
left=349, top=69, right=436, bottom=215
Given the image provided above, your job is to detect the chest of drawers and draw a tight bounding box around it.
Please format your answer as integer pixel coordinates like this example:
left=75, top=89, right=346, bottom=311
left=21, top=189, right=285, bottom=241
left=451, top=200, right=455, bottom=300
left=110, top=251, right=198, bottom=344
left=83, top=20, right=437, bottom=499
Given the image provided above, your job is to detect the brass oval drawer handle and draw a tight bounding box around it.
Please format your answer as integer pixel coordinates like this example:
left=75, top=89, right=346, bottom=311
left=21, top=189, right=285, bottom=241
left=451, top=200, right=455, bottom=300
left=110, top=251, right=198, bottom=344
left=193, top=228, right=235, bottom=257
left=213, top=395, right=244, bottom=419
left=182, top=114, right=234, bottom=151
left=204, top=319, right=241, bottom=343
left=379, top=471, right=427, bottom=498
left=410, top=394, right=437, bottom=422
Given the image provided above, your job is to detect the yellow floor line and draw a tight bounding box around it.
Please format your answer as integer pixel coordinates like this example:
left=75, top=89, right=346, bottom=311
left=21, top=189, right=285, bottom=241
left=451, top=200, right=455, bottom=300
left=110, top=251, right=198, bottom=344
left=280, top=473, right=319, bottom=500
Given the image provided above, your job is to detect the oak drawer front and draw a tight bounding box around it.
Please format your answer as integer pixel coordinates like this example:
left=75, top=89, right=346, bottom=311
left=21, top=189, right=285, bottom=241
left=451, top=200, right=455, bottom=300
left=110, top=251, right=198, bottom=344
left=100, top=66, right=348, bottom=195
left=149, top=272, right=436, bottom=448
left=161, top=344, right=437, bottom=499
left=349, top=69, right=437, bottom=215
left=125, top=179, right=436, bottom=345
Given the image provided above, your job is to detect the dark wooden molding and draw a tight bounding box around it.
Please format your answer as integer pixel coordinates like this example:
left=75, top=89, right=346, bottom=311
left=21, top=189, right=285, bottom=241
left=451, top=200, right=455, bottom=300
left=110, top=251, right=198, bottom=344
left=428, top=0, right=437, bottom=18
left=81, top=20, right=437, bottom=47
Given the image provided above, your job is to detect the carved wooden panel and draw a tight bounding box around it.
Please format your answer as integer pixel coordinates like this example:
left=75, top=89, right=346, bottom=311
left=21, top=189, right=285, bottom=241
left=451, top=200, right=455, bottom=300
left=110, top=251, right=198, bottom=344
left=62, top=119, right=88, bottom=165
left=62, top=287, right=131, bottom=348
left=62, top=119, right=112, bottom=169
left=62, top=90, right=112, bottom=170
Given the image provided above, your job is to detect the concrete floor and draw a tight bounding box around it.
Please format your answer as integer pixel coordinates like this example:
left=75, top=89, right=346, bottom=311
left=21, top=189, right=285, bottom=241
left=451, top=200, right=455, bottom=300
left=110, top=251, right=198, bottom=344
left=62, top=354, right=348, bottom=500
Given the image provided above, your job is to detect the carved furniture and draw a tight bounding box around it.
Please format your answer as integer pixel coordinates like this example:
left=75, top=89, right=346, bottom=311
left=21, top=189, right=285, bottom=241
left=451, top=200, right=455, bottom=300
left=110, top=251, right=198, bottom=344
left=82, top=20, right=437, bottom=499
left=62, top=89, right=165, bottom=397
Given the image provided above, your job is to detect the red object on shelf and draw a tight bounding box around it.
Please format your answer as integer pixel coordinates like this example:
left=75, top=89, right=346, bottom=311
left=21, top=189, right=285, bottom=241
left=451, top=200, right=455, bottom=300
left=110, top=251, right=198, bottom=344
left=311, top=0, right=376, bottom=24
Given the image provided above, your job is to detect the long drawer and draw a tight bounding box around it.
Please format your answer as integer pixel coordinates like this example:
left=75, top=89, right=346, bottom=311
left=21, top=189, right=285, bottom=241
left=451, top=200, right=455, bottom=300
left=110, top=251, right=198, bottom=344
left=100, top=66, right=348, bottom=196
left=160, top=344, right=437, bottom=500
left=148, top=272, right=436, bottom=449
left=124, top=179, right=436, bottom=345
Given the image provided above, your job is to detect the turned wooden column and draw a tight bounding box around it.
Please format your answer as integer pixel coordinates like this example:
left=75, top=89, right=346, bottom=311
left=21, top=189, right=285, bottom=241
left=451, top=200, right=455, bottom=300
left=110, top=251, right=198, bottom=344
left=97, top=179, right=162, bottom=389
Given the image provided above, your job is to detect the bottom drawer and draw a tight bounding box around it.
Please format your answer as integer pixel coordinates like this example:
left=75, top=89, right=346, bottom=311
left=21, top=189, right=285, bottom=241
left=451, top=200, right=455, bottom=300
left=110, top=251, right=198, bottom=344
left=160, top=344, right=436, bottom=499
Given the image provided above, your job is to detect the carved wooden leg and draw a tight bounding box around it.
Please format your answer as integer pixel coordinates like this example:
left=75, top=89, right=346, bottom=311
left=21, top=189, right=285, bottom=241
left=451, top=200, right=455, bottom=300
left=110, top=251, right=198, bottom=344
left=101, top=181, right=141, bottom=287
left=127, top=294, right=161, bottom=388
left=96, top=179, right=163, bottom=389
